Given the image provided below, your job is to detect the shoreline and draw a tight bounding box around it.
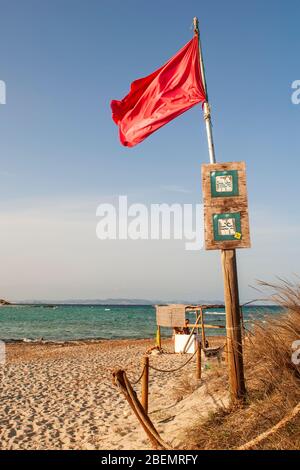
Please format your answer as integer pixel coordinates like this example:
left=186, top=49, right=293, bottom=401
left=1, top=336, right=158, bottom=345
left=2, top=334, right=224, bottom=346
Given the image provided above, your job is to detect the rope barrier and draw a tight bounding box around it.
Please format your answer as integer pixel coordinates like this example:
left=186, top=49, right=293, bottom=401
left=112, top=342, right=225, bottom=449
left=129, top=364, right=146, bottom=385
left=113, top=369, right=173, bottom=450
left=237, top=402, right=300, bottom=450
left=112, top=338, right=227, bottom=450
left=149, top=349, right=198, bottom=373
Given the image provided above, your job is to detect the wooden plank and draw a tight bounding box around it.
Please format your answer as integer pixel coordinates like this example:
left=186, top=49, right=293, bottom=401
left=202, top=161, right=251, bottom=250
left=156, top=305, right=186, bottom=327
left=185, top=304, right=225, bottom=310
left=204, top=323, right=226, bottom=330
left=196, top=341, right=201, bottom=380
left=200, top=308, right=206, bottom=346
left=186, top=324, right=225, bottom=328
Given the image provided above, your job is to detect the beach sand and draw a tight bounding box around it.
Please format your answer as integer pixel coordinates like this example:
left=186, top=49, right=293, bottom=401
left=0, top=337, right=228, bottom=450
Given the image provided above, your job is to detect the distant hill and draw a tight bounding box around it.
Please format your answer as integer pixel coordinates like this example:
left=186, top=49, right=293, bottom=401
left=0, top=298, right=11, bottom=306
left=14, top=298, right=224, bottom=306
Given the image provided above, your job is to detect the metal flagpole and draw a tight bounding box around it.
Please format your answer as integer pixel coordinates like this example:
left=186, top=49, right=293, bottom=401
left=193, top=17, right=246, bottom=401
left=193, top=17, right=216, bottom=165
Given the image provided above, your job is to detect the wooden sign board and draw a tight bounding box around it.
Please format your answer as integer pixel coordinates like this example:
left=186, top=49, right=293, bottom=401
left=202, top=161, right=251, bottom=250
left=156, top=305, right=186, bottom=327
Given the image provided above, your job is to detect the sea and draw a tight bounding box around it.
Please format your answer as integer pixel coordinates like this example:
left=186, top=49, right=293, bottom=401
left=0, top=304, right=284, bottom=343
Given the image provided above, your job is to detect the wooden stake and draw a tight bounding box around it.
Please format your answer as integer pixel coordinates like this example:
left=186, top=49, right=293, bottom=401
left=156, top=326, right=161, bottom=349
left=141, top=356, right=149, bottom=414
left=196, top=340, right=202, bottom=380
left=200, top=308, right=206, bottom=347
left=221, top=249, right=246, bottom=401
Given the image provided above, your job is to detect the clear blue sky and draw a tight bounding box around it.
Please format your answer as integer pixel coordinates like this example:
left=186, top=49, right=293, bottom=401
left=0, top=0, right=299, bottom=301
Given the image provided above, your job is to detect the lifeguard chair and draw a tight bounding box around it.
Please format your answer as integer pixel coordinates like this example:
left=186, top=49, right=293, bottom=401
left=155, top=304, right=226, bottom=354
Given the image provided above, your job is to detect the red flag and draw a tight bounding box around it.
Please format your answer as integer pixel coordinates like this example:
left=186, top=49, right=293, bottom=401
left=111, top=36, right=206, bottom=147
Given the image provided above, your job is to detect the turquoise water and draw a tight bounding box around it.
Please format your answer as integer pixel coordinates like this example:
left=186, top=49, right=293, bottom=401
left=0, top=304, right=283, bottom=342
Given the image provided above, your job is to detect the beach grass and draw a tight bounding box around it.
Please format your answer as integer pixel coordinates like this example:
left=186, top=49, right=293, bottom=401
left=185, top=279, right=300, bottom=450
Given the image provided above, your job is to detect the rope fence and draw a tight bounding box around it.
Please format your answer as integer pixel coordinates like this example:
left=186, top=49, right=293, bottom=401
left=112, top=341, right=208, bottom=449
left=113, top=369, right=172, bottom=450
left=111, top=337, right=231, bottom=449
left=148, top=348, right=198, bottom=374
left=130, top=364, right=146, bottom=385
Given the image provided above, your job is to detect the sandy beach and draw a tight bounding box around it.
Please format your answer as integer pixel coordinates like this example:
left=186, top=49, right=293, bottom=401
left=0, top=337, right=228, bottom=450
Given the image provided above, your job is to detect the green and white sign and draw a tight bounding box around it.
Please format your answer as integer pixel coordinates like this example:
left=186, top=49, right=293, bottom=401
left=202, top=162, right=250, bottom=250
left=210, top=170, right=239, bottom=198
left=212, top=212, right=242, bottom=241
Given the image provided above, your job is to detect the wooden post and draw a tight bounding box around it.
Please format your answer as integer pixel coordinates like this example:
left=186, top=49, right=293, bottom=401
left=196, top=340, right=202, bottom=380
left=156, top=326, right=161, bottom=349
left=141, top=356, right=149, bottom=414
left=221, top=249, right=246, bottom=401
left=195, top=17, right=247, bottom=402
left=200, top=308, right=206, bottom=347
left=240, top=306, right=245, bottom=343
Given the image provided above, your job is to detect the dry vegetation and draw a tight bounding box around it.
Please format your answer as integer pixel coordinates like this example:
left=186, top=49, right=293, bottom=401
left=185, top=280, right=300, bottom=450
left=170, top=377, right=200, bottom=403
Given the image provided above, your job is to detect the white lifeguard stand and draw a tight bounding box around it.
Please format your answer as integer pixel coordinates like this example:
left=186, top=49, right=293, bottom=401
left=155, top=304, right=226, bottom=354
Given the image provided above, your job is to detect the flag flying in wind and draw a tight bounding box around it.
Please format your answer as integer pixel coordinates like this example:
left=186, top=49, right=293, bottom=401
left=111, top=36, right=206, bottom=147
